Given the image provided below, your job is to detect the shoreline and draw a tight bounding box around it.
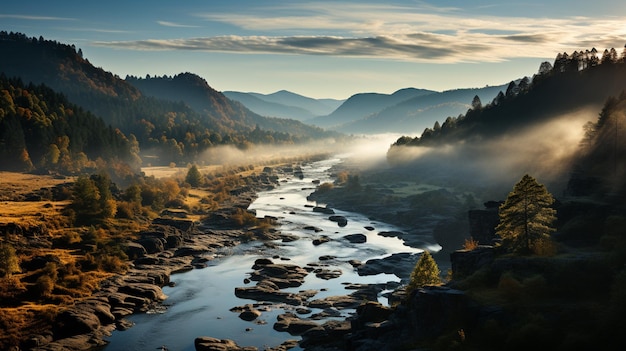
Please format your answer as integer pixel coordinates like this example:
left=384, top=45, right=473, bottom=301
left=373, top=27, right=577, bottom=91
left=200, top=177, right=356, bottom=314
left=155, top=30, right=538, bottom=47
left=27, top=164, right=287, bottom=351
left=28, top=154, right=436, bottom=351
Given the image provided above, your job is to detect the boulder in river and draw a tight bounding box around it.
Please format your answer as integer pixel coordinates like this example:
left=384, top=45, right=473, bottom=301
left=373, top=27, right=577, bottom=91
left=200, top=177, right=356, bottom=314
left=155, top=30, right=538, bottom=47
left=357, top=252, right=420, bottom=280
left=312, top=236, right=331, bottom=246
left=273, top=313, right=320, bottom=335
left=343, top=233, right=367, bottom=244
left=329, top=215, right=348, bottom=227
left=194, top=336, right=257, bottom=351
left=313, top=206, right=335, bottom=214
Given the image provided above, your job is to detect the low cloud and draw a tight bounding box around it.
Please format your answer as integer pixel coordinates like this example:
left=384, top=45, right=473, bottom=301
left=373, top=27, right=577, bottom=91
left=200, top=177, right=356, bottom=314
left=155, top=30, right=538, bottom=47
left=386, top=107, right=597, bottom=197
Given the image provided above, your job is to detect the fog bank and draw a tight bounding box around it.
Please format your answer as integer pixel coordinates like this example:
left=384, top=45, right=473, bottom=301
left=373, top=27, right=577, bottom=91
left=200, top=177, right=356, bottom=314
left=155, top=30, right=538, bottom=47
left=386, top=108, right=595, bottom=197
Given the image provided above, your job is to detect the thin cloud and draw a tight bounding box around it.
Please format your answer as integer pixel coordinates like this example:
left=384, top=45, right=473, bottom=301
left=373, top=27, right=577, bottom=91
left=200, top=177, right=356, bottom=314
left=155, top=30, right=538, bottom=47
left=0, top=14, right=75, bottom=21
left=501, top=34, right=552, bottom=43
left=157, top=20, right=200, bottom=28
left=92, top=2, right=626, bottom=64
left=60, top=27, right=130, bottom=34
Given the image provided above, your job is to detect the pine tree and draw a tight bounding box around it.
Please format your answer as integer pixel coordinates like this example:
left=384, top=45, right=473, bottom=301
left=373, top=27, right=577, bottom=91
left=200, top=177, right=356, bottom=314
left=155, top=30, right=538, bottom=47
left=0, top=243, right=20, bottom=276
left=406, top=251, right=441, bottom=297
left=496, top=174, right=556, bottom=253
left=185, top=164, right=203, bottom=187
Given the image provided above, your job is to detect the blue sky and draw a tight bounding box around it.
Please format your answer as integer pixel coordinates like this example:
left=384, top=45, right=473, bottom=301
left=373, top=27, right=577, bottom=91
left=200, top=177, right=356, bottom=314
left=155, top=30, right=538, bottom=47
left=2, top=0, right=626, bottom=99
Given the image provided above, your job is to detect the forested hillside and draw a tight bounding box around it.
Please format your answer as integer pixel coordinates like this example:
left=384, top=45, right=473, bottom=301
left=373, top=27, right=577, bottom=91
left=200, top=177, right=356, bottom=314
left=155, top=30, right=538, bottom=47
left=567, top=91, right=626, bottom=198
left=0, top=75, right=138, bottom=172
left=339, top=85, right=505, bottom=134
left=392, top=47, right=626, bottom=147
left=126, top=73, right=335, bottom=140
left=0, top=32, right=338, bottom=167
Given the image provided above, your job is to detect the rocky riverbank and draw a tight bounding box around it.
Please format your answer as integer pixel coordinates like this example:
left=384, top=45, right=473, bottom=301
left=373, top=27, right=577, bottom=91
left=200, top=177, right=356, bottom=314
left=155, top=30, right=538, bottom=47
left=25, top=158, right=448, bottom=351
left=26, top=166, right=285, bottom=351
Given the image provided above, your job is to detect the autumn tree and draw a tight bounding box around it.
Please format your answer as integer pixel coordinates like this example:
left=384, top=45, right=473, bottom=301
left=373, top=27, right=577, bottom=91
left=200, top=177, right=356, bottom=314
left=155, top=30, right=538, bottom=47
left=496, top=174, right=556, bottom=253
left=406, top=251, right=441, bottom=297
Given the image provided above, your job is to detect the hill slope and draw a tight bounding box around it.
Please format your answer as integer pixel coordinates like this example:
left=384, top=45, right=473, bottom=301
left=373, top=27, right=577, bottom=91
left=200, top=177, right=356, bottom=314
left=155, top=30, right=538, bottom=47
left=394, top=58, right=626, bottom=147
left=339, top=85, right=505, bottom=134
left=309, top=88, right=436, bottom=129
left=223, top=91, right=317, bottom=120
left=0, top=32, right=337, bottom=165
left=126, top=74, right=336, bottom=139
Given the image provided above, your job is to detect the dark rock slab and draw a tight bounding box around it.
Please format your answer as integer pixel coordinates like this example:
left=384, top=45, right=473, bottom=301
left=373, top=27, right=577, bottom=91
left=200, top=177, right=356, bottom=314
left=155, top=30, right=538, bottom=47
left=312, top=236, right=331, bottom=246
left=273, top=313, right=320, bottom=335
left=195, top=336, right=257, bottom=351
left=313, top=206, right=335, bottom=214
left=329, top=215, right=348, bottom=227
left=343, top=233, right=367, bottom=244
left=357, top=252, right=420, bottom=280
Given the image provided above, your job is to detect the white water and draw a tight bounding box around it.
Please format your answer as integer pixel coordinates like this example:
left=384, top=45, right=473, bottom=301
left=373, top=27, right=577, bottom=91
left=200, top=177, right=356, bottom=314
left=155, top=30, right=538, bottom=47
left=104, top=156, right=437, bottom=351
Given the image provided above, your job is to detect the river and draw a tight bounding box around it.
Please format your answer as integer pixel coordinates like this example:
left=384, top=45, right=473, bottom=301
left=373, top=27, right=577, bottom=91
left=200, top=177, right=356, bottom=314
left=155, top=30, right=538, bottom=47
left=104, top=156, right=439, bottom=351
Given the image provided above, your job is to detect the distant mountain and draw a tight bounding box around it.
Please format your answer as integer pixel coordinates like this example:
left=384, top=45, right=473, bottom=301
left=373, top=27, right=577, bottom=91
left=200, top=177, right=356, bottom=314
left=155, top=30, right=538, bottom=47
left=126, top=73, right=260, bottom=130
left=253, top=90, right=343, bottom=116
left=309, top=88, right=436, bottom=129
left=223, top=90, right=343, bottom=121
left=339, top=85, right=506, bottom=134
left=223, top=91, right=317, bottom=120
left=127, top=74, right=336, bottom=138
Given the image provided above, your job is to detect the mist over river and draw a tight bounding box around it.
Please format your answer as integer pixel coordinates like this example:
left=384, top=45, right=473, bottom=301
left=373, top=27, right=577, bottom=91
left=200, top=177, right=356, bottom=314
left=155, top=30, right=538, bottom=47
left=104, top=156, right=439, bottom=351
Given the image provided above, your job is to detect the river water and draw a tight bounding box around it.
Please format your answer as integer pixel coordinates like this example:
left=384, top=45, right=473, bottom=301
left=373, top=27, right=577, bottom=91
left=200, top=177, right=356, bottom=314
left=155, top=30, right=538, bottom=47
left=104, top=156, right=438, bottom=351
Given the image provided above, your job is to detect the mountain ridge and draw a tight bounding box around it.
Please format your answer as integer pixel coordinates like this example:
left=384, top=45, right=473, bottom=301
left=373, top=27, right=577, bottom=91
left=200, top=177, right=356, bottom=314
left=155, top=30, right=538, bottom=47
left=223, top=90, right=344, bottom=121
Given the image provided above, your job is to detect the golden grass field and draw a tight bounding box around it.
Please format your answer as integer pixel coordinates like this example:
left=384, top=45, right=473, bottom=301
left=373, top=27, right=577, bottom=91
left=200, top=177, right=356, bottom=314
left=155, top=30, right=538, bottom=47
left=0, top=172, right=73, bottom=227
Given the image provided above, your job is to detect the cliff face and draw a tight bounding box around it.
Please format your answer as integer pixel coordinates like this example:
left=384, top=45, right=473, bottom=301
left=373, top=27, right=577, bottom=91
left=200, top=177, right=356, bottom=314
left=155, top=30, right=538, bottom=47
left=467, top=201, right=501, bottom=245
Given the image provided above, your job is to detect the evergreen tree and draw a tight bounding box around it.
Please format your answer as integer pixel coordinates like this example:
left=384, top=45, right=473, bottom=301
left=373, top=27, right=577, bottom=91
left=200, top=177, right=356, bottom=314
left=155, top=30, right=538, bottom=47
left=471, top=95, right=482, bottom=110
left=406, top=251, right=441, bottom=297
left=185, top=164, right=203, bottom=187
left=0, top=243, right=20, bottom=276
left=71, top=175, right=101, bottom=220
left=71, top=174, right=117, bottom=224
left=496, top=174, right=556, bottom=253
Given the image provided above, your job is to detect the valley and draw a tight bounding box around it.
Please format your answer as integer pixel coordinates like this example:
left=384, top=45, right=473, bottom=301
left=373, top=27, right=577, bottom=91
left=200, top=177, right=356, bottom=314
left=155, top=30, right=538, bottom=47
left=1, top=25, right=626, bottom=351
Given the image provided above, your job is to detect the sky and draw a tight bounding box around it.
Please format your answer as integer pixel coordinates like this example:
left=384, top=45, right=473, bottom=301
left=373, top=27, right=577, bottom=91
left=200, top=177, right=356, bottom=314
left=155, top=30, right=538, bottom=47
left=2, top=0, right=626, bottom=99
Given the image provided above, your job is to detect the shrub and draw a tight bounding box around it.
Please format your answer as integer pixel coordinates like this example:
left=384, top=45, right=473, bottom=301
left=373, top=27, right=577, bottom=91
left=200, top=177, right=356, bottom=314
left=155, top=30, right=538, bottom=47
left=115, top=201, right=139, bottom=219
left=97, top=255, right=127, bottom=273
left=317, top=182, right=334, bottom=192
left=462, top=237, right=479, bottom=251
left=497, top=272, right=523, bottom=301
left=57, top=230, right=82, bottom=247
left=230, top=208, right=260, bottom=227
left=35, top=275, right=55, bottom=297
left=0, top=275, right=27, bottom=300
left=530, top=237, right=557, bottom=256
left=0, top=243, right=20, bottom=276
